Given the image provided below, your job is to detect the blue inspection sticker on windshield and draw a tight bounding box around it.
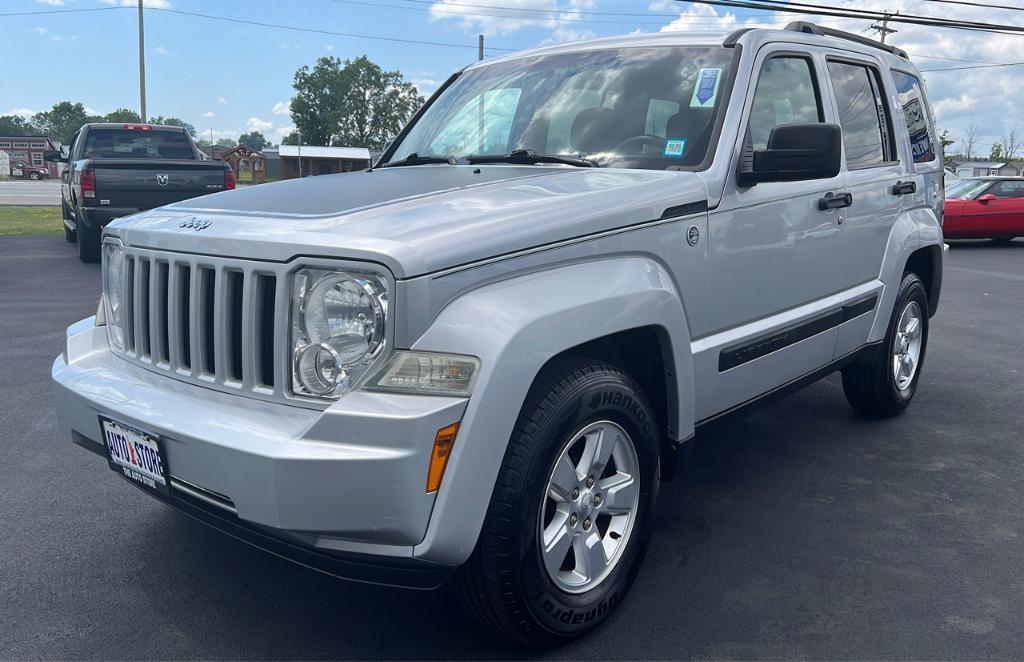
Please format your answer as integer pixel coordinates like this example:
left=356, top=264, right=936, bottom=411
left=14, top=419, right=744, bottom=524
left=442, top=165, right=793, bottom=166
left=664, top=138, right=687, bottom=157
left=690, top=68, right=722, bottom=109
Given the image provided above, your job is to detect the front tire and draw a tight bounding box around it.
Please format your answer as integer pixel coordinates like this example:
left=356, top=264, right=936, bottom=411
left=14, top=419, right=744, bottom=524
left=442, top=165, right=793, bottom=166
left=29, top=172, right=40, bottom=181
left=455, top=358, right=660, bottom=646
left=842, top=272, right=929, bottom=417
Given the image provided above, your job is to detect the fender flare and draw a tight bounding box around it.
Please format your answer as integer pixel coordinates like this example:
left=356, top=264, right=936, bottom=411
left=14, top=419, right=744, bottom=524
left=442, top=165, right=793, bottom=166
left=409, top=257, right=694, bottom=566
left=869, top=206, right=943, bottom=342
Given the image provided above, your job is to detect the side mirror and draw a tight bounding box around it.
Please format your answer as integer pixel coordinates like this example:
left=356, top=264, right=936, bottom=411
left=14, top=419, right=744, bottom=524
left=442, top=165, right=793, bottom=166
left=978, top=193, right=996, bottom=204
left=738, top=123, right=842, bottom=186
left=43, top=150, right=66, bottom=163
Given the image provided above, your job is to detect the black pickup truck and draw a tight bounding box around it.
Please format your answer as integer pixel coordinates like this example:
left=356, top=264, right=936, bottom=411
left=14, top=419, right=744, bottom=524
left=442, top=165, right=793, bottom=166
left=46, top=123, right=234, bottom=262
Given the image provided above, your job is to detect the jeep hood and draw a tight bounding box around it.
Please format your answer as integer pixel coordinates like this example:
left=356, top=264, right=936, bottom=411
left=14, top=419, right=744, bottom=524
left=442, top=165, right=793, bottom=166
left=108, top=165, right=708, bottom=278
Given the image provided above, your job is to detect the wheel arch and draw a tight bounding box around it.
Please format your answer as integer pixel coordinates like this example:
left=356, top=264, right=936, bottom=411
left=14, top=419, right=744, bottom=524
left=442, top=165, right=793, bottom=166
left=409, top=257, right=694, bottom=566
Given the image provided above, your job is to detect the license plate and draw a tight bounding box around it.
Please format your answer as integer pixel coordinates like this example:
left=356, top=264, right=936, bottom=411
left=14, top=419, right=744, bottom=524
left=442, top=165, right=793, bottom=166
left=100, top=417, right=170, bottom=496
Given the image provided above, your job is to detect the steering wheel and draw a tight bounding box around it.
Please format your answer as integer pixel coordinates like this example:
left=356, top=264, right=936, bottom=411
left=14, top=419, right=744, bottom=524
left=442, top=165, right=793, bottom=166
left=611, top=135, right=667, bottom=156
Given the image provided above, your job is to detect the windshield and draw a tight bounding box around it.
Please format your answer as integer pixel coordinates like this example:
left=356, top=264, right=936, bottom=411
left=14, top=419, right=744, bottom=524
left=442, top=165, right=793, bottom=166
left=82, top=128, right=196, bottom=160
left=386, top=46, right=736, bottom=170
left=946, top=178, right=992, bottom=200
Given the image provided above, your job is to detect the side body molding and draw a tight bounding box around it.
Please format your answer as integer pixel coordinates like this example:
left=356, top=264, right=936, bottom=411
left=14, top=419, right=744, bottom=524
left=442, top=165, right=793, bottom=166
left=409, top=257, right=694, bottom=566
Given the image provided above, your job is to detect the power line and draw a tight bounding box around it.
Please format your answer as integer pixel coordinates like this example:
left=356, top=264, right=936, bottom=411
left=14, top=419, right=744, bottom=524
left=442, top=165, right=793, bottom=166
left=675, top=0, right=1024, bottom=36
left=921, top=60, right=1024, bottom=72
left=0, top=6, right=127, bottom=18
left=920, top=0, right=1024, bottom=12
left=149, top=6, right=519, bottom=52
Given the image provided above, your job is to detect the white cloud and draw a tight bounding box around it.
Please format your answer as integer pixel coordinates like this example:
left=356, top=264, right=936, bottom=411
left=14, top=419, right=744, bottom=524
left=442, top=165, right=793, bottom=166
left=274, top=125, right=295, bottom=142
left=216, top=97, right=227, bottom=104
left=412, top=78, right=440, bottom=94
left=33, top=27, right=48, bottom=34
left=271, top=101, right=290, bottom=116
left=100, top=0, right=172, bottom=8
left=326, top=44, right=335, bottom=51
left=6, top=108, right=37, bottom=118
left=428, top=0, right=588, bottom=37
left=247, top=117, right=273, bottom=133
left=154, top=46, right=169, bottom=55
left=201, top=111, right=215, bottom=118
left=36, top=0, right=64, bottom=5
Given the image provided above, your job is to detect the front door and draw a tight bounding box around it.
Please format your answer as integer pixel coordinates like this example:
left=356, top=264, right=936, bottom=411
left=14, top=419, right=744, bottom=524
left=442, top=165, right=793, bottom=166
left=696, top=49, right=847, bottom=420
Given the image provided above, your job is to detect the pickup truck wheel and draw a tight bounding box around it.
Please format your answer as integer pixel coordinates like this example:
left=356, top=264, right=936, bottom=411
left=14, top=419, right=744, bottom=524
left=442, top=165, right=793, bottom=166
left=842, top=272, right=929, bottom=417
left=76, top=221, right=101, bottom=263
left=455, top=358, right=659, bottom=646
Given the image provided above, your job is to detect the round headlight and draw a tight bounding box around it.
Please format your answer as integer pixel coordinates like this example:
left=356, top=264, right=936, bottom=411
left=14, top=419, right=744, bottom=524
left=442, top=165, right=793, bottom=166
left=292, top=270, right=388, bottom=398
left=302, top=273, right=384, bottom=364
left=103, top=242, right=125, bottom=349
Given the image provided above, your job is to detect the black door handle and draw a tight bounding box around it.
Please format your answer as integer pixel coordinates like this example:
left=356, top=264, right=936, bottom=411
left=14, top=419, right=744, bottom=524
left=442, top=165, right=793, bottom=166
left=891, top=180, right=917, bottom=195
left=818, top=191, right=853, bottom=210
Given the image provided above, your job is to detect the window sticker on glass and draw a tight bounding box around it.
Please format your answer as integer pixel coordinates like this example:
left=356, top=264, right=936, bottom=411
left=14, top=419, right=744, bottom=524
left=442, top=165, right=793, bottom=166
left=664, top=138, right=687, bottom=157
left=690, top=68, right=722, bottom=109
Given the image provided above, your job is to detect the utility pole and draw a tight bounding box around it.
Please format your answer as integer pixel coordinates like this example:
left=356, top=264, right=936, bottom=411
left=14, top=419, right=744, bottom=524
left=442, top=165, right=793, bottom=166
left=870, top=11, right=897, bottom=44
left=138, top=0, right=147, bottom=122
left=297, top=129, right=303, bottom=178
left=478, top=34, right=484, bottom=61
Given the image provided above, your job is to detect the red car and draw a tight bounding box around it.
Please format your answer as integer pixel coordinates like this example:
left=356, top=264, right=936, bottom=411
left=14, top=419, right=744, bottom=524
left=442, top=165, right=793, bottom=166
left=9, top=159, right=51, bottom=180
left=944, top=177, right=1024, bottom=244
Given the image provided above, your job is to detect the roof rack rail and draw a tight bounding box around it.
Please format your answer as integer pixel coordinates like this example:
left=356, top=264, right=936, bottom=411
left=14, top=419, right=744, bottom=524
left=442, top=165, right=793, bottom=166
left=784, top=21, right=909, bottom=59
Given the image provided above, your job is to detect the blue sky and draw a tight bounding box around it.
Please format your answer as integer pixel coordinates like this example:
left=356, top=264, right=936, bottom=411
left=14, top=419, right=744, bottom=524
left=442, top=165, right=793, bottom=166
left=3, top=0, right=1023, bottom=154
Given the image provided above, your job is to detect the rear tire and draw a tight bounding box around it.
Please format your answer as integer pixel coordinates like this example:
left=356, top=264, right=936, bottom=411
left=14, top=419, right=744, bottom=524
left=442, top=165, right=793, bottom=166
left=455, top=358, right=660, bottom=646
left=842, top=272, right=929, bottom=418
left=76, top=220, right=101, bottom=263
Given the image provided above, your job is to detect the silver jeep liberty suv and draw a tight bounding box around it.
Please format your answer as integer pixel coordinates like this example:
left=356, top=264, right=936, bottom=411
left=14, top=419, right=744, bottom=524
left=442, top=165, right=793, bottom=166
left=53, top=22, right=945, bottom=645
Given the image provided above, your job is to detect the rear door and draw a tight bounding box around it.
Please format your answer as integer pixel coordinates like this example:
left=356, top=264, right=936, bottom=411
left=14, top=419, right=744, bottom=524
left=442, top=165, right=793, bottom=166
left=961, top=179, right=1024, bottom=236
left=822, top=55, right=903, bottom=356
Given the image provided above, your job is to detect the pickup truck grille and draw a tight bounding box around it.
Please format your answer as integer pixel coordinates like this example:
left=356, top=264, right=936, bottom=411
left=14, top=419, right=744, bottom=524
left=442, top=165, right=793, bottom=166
left=115, top=247, right=286, bottom=400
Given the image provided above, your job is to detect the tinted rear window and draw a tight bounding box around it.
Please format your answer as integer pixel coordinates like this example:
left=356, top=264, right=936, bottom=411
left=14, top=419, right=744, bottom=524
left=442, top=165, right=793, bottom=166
left=891, top=70, right=937, bottom=164
left=82, top=129, right=195, bottom=160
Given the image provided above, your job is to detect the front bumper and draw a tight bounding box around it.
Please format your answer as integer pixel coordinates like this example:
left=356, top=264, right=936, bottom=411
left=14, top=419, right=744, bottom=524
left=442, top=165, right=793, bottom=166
left=53, top=317, right=467, bottom=586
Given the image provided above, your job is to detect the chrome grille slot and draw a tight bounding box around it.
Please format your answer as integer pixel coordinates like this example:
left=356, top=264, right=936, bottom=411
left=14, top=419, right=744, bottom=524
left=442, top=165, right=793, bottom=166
left=225, top=270, right=244, bottom=383
left=137, top=258, right=151, bottom=360
left=197, top=266, right=216, bottom=378
left=254, top=274, right=277, bottom=388
left=124, top=256, right=136, bottom=353
left=173, top=264, right=191, bottom=370
left=153, top=261, right=170, bottom=365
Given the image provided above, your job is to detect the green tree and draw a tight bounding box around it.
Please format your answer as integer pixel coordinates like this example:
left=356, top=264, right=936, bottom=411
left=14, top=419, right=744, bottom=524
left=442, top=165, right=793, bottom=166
left=31, top=101, right=94, bottom=144
left=291, top=55, right=423, bottom=149
left=238, top=131, right=268, bottom=151
left=103, top=108, right=142, bottom=123
left=990, top=143, right=1004, bottom=161
left=0, top=115, right=37, bottom=136
left=281, top=131, right=301, bottom=146
left=939, top=129, right=955, bottom=152
left=148, top=116, right=197, bottom=136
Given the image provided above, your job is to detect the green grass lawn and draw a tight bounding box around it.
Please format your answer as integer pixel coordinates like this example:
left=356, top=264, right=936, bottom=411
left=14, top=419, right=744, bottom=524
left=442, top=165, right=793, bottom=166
left=0, top=207, right=64, bottom=237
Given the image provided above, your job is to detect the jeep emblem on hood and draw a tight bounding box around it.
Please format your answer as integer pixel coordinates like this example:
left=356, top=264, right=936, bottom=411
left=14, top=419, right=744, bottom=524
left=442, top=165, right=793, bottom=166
left=178, top=216, right=212, bottom=231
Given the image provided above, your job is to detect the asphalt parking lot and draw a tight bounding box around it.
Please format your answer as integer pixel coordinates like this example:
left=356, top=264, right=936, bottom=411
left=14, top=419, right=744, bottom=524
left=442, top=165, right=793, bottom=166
left=1, top=235, right=1022, bottom=659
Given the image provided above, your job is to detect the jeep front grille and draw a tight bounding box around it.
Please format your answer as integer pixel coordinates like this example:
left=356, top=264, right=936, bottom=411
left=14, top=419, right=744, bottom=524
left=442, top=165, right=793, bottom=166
left=115, top=247, right=286, bottom=400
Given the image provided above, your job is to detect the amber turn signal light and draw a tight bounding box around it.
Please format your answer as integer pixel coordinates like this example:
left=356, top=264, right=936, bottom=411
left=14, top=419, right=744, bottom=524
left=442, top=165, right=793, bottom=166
left=426, top=422, right=460, bottom=493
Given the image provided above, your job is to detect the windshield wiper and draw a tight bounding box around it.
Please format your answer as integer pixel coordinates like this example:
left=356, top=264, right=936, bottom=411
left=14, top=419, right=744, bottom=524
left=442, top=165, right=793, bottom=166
left=381, top=152, right=457, bottom=168
left=467, top=148, right=599, bottom=168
